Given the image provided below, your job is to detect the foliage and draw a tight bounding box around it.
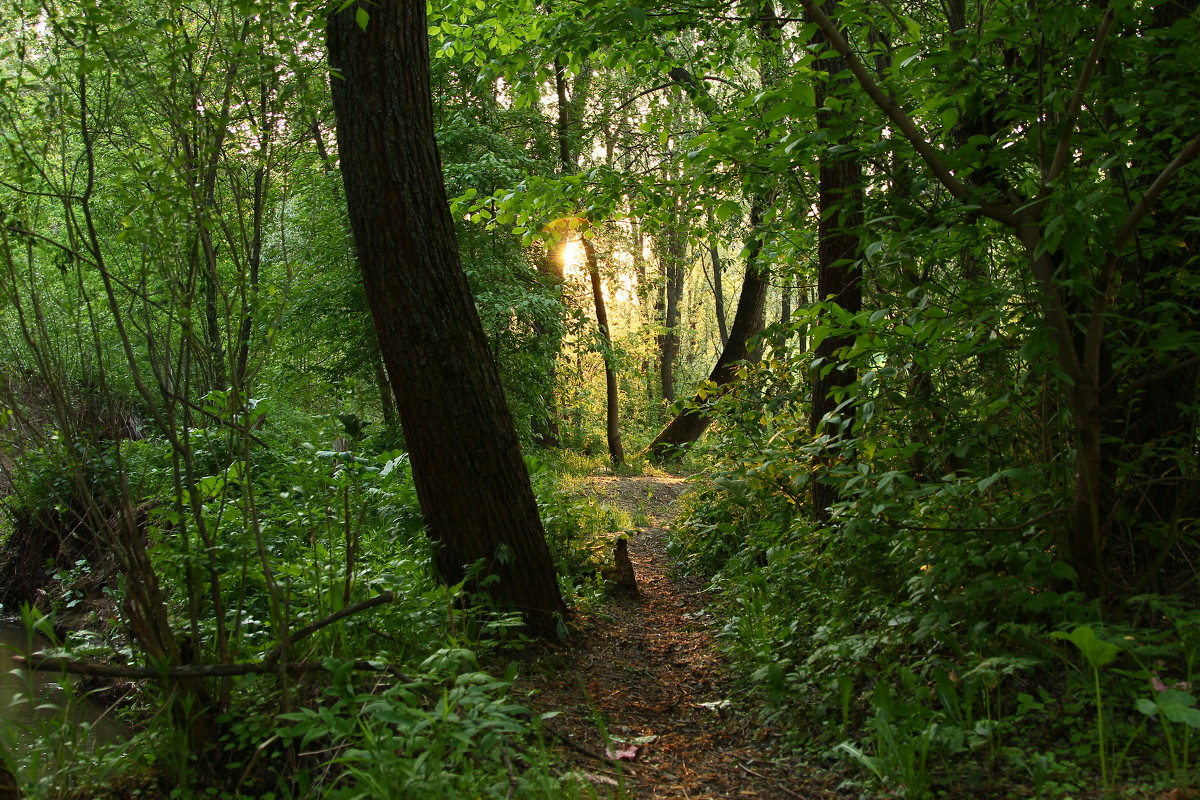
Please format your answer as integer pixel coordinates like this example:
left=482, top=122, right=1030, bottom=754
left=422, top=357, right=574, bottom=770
left=0, top=0, right=1198, bottom=795
left=276, top=650, right=576, bottom=800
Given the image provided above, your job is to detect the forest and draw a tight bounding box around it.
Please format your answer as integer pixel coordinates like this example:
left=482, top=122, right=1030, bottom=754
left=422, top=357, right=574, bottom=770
left=0, top=0, right=1197, bottom=797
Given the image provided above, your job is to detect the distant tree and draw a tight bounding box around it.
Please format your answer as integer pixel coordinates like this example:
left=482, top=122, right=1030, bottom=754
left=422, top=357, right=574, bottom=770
left=326, top=1, right=566, bottom=636
left=646, top=196, right=771, bottom=460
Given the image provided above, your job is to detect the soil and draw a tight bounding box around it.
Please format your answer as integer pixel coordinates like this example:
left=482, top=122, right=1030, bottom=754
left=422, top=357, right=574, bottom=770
left=512, top=474, right=843, bottom=799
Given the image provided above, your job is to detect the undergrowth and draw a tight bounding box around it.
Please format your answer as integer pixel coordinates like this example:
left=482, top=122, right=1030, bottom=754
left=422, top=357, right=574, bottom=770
left=667, top=306, right=1200, bottom=799
left=0, top=416, right=623, bottom=798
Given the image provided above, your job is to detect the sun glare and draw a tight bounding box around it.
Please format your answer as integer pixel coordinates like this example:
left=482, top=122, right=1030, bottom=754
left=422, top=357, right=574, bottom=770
left=562, top=237, right=586, bottom=279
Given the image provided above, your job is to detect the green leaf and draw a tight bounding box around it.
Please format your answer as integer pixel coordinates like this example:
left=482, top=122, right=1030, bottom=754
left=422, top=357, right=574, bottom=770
left=355, top=7, right=369, bottom=31
left=1051, top=627, right=1120, bottom=669
left=715, top=200, right=740, bottom=223
left=1158, top=690, right=1200, bottom=727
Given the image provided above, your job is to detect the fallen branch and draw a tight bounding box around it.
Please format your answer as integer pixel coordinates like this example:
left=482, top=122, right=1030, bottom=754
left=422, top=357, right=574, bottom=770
left=12, top=654, right=411, bottom=681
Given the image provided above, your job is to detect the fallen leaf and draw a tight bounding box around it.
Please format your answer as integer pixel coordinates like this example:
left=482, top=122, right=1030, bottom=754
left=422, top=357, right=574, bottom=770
left=606, top=744, right=639, bottom=760
left=612, top=734, right=659, bottom=746
left=698, top=699, right=731, bottom=712
left=582, top=772, right=619, bottom=787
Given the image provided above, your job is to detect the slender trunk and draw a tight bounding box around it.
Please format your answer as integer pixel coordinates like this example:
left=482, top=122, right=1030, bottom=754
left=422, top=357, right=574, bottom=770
left=234, top=78, right=273, bottom=388
left=646, top=197, right=771, bottom=459
left=375, top=359, right=398, bottom=428
left=778, top=279, right=792, bottom=354
left=659, top=226, right=686, bottom=403
left=1070, top=381, right=1104, bottom=590
left=582, top=237, right=624, bottom=466
left=554, top=58, right=576, bottom=172
left=633, top=223, right=656, bottom=402
left=310, top=118, right=334, bottom=171
left=710, top=241, right=729, bottom=346
left=530, top=231, right=565, bottom=447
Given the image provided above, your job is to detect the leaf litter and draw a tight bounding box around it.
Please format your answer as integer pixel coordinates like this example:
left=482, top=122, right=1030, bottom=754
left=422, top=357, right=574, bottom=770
left=508, top=474, right=844, bottom=799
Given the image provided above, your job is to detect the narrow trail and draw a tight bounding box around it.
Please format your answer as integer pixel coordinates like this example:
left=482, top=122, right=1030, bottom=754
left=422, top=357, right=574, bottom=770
left=512, top=475, right=838, bottom=799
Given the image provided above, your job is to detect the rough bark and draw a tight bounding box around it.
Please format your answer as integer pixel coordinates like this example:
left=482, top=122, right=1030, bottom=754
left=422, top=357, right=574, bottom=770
left=326, top=2, right=566, bottom=636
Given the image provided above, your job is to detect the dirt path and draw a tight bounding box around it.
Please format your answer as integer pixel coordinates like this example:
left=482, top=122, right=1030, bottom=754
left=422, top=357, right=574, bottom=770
left=513, top=475, right=827, bottom=799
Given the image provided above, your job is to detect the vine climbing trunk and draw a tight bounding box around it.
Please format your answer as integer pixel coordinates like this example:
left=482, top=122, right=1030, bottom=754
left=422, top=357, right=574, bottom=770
left=326, top=1, right=566, bottom=637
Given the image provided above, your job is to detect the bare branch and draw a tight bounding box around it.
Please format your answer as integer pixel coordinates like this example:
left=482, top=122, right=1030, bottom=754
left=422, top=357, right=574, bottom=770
left=1, top=226, right=99, bottom=269
left=613, top=82, right=679, bottom=114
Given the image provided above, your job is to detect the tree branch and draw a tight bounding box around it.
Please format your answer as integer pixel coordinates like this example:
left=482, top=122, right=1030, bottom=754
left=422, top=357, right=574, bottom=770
left=1046, top=5, right=1115, bottom=186
left=1085, top=132, right=1200, bottom=376
left=261, top=590, right=396, bottom=670
left=1099, top=353, right=1200, bottom=419
left=796, top=0, right=1017, bottom=226
left=895, top=507, right=1069, bottom=533
left=613, top=82, right=678, bottom=114
left=1112, top=132, right=1200, bottom=254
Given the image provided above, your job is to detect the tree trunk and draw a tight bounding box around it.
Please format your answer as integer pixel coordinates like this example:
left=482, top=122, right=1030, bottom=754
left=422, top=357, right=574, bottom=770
left=326, top=2, right=566, bottom=637
left=658, top=225, right=686, bottom=403
left=633, top=223, right=657, bottom=403
left=582, top=237, right=624, bottom=467
left=375, top=359, right=398, bottom=429
left=646, top=197, right=771, bottom=459
left=710, top=241, right=729, bottom=347
left=808, top=0, right=864, bottom=524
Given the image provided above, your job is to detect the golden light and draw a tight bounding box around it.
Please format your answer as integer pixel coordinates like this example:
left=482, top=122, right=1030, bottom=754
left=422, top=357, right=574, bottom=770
left=562, top=237, right=586, bottom=279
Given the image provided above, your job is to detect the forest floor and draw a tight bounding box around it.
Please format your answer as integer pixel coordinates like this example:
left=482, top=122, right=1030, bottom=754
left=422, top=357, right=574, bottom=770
left=509, top=474, right=845, bottom=800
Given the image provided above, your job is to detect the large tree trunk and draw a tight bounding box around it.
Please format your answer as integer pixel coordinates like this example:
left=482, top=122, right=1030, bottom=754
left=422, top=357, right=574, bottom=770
left=808, top=0, right=864, bottom=524
left=582, top=237, right=624, bottom=466
left=326, top=3, right=566, bottom=637
left=646, top=197, right=771, bottom=459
